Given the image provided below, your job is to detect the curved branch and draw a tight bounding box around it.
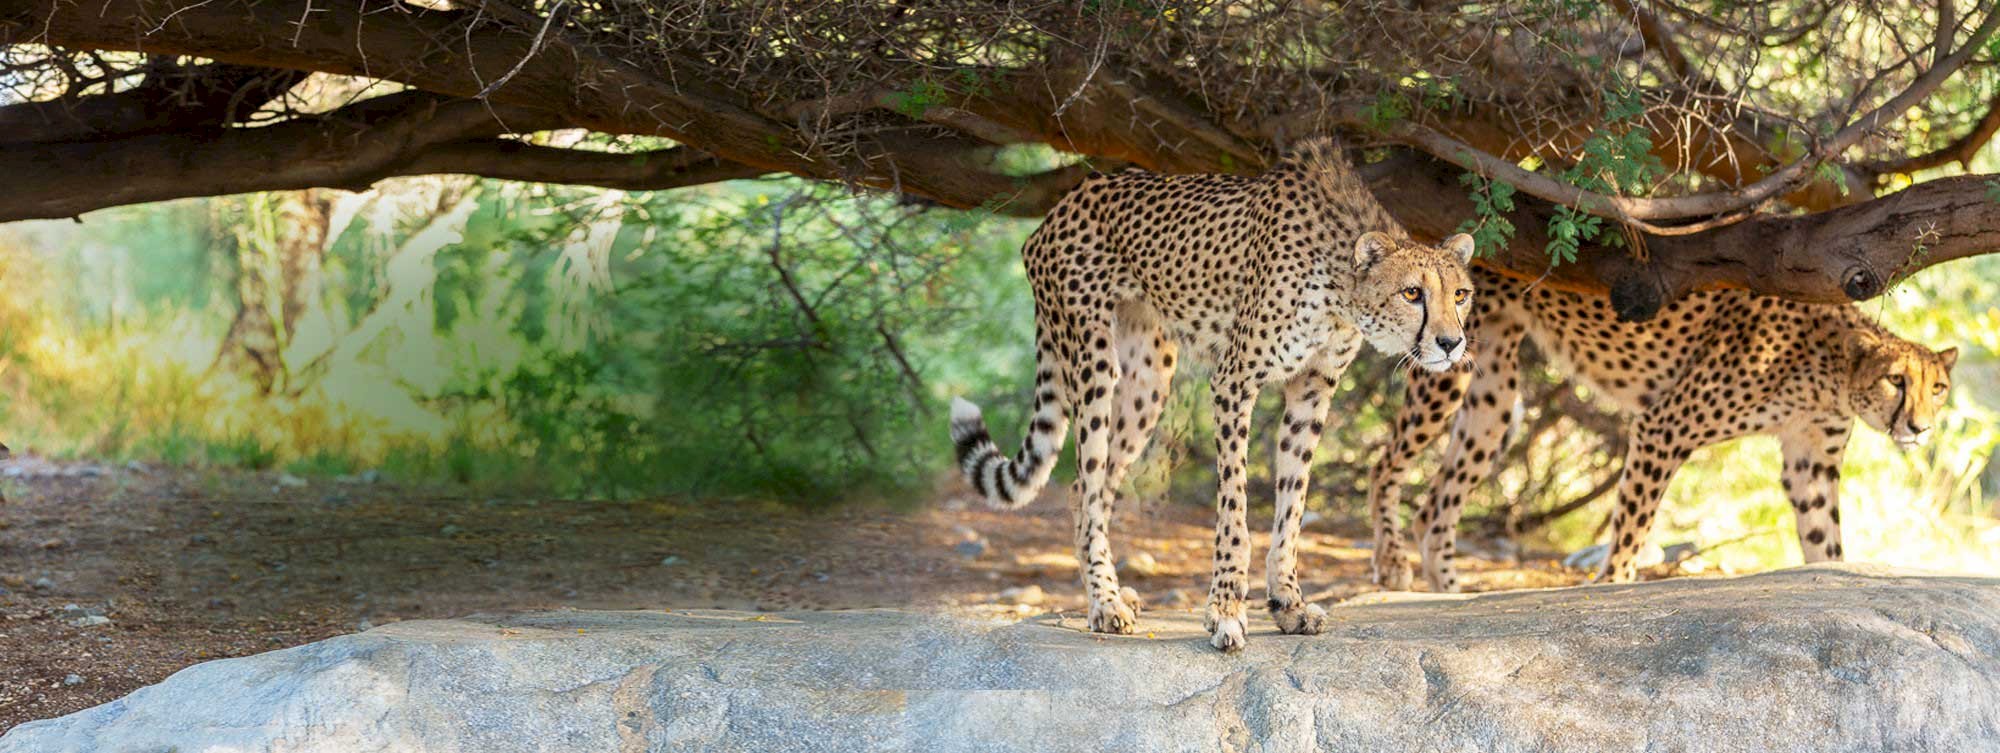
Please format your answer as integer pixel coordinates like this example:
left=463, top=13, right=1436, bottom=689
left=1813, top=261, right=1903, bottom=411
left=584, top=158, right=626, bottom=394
left=0, top=61, right=305, bottom=143
left=1337, top=5, right=2000, bottom=230
left=1862, top=91, right=2000, bottom=176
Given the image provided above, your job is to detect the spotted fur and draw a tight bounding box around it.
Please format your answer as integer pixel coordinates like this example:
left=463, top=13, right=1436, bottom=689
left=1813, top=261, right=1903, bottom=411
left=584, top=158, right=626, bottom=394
left=950, top=139, right=1476, bottom=650
left=1368, top=269, right=1958, bottom=590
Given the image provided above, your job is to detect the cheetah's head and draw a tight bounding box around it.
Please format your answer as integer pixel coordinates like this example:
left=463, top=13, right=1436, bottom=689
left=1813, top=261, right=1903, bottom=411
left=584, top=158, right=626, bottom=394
left=1348, top=231, right=1478, bottom=372
left=1844, top=330, right=1958, bottom=449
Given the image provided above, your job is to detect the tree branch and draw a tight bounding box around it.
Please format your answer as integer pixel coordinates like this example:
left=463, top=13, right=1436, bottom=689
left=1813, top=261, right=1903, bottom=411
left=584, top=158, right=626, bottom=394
left=1364, top=150, right=2000, bottom=320
left=1862, top=92, right=2000, bottom=176
left=0, top=61, right=306, bottom=143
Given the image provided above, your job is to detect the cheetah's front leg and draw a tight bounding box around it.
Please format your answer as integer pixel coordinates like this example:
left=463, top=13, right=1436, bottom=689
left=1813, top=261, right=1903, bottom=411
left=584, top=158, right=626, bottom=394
left=1265, top=354, right=1349, bottom=634
left=1203, top=371, right=1258, bottom=651
left=1779, top=419, right=1851, bottom=564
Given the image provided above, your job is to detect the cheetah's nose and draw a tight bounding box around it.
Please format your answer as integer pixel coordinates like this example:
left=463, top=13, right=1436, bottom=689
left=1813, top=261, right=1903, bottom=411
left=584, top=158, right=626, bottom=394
left=1435, top=335, right=1462, bottom=353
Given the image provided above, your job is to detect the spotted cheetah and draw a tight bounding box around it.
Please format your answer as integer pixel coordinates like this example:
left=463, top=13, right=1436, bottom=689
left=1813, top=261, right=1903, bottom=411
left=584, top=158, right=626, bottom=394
left=1368, top=268, right=1959, bottom=590
left=949, top=140, right=1477, bottom=651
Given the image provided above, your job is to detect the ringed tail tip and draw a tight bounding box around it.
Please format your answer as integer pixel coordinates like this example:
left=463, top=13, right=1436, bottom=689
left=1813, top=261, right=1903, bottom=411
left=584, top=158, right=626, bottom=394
left=950, top=397, right=983, bottom=424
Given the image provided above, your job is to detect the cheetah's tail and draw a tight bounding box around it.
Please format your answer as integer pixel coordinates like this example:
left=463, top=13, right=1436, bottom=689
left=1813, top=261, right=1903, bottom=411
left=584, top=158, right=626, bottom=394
left=949, top=386, right=1069, bottom=510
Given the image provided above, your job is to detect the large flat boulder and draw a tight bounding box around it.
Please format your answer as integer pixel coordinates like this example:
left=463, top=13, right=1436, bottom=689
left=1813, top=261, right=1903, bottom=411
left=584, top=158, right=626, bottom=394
left=5, top=564, right=1998, bottom=752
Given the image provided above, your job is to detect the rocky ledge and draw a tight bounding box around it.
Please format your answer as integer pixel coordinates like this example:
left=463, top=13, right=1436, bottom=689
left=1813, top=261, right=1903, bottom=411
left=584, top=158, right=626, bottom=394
left=4, top=564, right=1997, bottom=752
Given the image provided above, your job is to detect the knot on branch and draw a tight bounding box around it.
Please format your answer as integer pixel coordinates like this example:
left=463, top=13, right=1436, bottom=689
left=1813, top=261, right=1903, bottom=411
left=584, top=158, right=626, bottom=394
left=1842, top=267, right=1884, bottom=301
left=1610, top=273, right=1663, bottom=323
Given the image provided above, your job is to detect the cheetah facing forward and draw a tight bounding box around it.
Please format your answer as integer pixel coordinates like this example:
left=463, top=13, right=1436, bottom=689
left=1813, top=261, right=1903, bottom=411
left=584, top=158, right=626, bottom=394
left=950, top=140, right=1476, bottom=651
left=1370, top=269, right=1958, bottom=590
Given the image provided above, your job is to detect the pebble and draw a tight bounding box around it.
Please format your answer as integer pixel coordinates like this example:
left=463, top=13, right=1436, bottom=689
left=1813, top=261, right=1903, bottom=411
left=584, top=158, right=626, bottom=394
left=68, top=615, right=112, bottom=628
left=953, top=538, right=988, bottom=560
left=1118, top=552, right=1161, bottom=577
left=952, top=526, right=989, bottom=560
left=659, top=555, right=684, bottom=567
left=62, top=674, right=83, bottom=686
left=998, top=585, right=1046, bottom=606
left=277, top=474, right=308, bottom=488
left=32, top=577, right=55, bottom=592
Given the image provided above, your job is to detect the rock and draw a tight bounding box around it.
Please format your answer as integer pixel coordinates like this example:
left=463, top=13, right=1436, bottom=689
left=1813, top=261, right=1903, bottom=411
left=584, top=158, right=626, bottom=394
left=277, top=474, right=308, bottom=489
left=997, top=585, right=1045, bottom=606
left=1118, top=552, right=1161, bottom=577
left=951, top=526, right=989, bottom=560
left=30, top=577, right=54, bottom=592
left=658, top=555, right=683, bottom=567
left=61, top=675, right=82, bottom=687
left=5, top=566, right=1999, bottom=752
left=66, top=615, right=110, bottom=629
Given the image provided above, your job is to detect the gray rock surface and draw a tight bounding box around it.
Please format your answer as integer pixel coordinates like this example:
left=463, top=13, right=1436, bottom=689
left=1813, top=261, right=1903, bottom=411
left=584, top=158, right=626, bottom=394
left=6, top=564, right=1999, bottom=752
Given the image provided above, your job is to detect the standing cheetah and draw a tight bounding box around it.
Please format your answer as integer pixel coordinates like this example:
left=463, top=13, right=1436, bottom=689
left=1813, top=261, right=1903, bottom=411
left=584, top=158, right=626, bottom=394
left=1369, top=269, right=1958, bottom=590
left=950, top=140, right=1477, bottom=651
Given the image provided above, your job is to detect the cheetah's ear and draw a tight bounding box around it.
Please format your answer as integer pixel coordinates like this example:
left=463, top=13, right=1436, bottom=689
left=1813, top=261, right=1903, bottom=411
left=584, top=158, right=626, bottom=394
left=1939, top=347, right=1960, bottom=370
left=1442, top=233, right=1477, bottom=265
left=1354, top=231, right=1394, bottom=270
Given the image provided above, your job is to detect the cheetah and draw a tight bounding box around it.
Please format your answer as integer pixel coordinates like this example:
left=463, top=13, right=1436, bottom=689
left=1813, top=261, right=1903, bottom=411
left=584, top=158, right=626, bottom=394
left=949, top=140, right=1477, bottom=651
left=1368, top=268, right=1959, bottom=590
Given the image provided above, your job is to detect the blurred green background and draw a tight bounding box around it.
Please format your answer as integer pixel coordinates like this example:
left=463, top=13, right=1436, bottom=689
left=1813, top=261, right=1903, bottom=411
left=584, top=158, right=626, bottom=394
left=1, top=169, right=1995, bottom=575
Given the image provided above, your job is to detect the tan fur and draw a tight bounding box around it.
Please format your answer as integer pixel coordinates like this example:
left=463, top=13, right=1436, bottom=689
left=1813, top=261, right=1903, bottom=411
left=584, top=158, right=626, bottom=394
left=1368, top=269, right=1958, bottom=590
left=950, top=139, right=1475, bottom=650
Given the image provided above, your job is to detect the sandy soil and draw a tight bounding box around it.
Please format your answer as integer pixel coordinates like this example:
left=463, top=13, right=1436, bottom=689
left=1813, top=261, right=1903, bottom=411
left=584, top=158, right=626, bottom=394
left=0, top=458, right=1595, bottom=731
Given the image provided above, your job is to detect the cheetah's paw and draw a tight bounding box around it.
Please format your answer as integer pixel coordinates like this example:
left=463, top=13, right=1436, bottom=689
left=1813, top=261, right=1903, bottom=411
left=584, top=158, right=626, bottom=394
left=1088, top=596, right=1137, bottom=635
left=1272, top=602, right=1327, bottom=636
left=1119, top=586, right=1143, bottom=615
left=1208, top=614, right=1248, bottom=652
left=1371, top=554, right=1414, bottom=591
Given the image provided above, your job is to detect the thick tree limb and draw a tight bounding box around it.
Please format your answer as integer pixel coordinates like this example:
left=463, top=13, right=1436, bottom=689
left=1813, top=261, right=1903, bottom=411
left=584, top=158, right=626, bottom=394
left=0, top=92, right=556, bottom=221
left=1365, top=151, right=2000, bottom=319
left=0, top=60, right=306, bottom=143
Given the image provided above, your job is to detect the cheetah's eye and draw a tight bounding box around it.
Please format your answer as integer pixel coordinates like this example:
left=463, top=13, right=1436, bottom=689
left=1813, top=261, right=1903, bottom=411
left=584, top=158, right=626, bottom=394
left=1887, top=374, right=1906, bottom=389
left=1933, top=382, right=1947, bottom=397
left=1453, top=289, right=1471, bottom=304
left=1400, top=287, right=1422, bottom=303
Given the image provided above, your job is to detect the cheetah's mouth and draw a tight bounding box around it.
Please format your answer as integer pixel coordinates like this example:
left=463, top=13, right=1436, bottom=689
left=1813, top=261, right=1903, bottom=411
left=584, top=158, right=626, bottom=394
left=1415, top=354, right=1456, bottom=373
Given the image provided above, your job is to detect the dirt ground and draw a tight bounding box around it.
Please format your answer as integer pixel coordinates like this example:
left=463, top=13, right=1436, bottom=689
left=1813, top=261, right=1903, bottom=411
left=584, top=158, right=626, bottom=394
left=0, top=457, right=1594, bottom=731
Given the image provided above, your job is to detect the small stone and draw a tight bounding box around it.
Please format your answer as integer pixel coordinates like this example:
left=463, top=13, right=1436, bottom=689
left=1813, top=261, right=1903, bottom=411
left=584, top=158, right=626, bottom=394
left=31, top=577, right=55, bottom=592
left=1118, top=552, right=1161, bottom=577
left=953, top=538, right=988, bottom=560
left=659, top=555, right=684, bottom=567
left=277, top=474, right=308, bottom=488
left=68, top=615, right=112, bottom=628
left=952, top=526, right=988, bottom=559
left=62, top=674, right=83, bottom=686
left=356, top=618, right=374, bottom=631
left=998, top=585, right=1046, bottom=606
left=59, top=603, right=90, bottom=620
left=38, top=538, right=64, bottom=551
